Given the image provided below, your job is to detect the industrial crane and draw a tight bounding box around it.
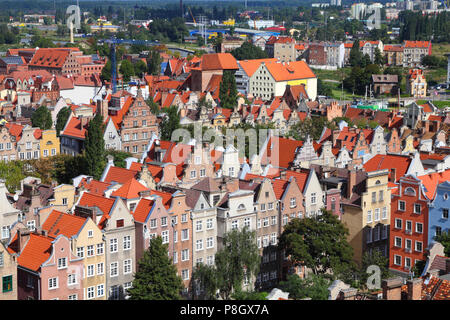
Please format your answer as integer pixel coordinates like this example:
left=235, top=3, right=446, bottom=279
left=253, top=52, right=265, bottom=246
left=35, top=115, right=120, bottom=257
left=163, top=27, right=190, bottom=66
left=103, top=38, right=160, bottom=93
left=188, top=7, right=196, bottom=25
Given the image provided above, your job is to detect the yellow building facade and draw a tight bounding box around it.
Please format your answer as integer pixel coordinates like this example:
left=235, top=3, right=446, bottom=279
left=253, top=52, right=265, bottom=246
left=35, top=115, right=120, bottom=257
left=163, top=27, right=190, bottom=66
left=71, top=218, right=107, bottom=300
left=342, top=170, right=391, bottom=265
left=48, top=184, right=75, bottom=212
left=40, top=129, right=60, bottom=158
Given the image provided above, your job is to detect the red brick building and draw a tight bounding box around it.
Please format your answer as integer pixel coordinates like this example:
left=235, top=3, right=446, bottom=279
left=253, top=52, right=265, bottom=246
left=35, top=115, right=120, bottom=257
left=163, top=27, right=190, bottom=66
left=28, top=48, right=105, bottom=77
left=109, top=89, right=159, bottom=156
left=389, top=175, right=429, bottom=276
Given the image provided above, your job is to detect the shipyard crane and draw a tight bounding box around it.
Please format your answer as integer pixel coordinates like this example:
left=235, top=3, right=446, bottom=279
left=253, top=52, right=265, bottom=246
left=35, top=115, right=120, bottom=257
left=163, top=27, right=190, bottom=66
left=103, top=38, right=160, bottom=93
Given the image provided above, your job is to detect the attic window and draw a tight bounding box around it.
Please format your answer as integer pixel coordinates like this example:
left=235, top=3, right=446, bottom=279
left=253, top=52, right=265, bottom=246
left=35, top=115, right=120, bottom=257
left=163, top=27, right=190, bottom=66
left=116, top=219, right=124, bottom=228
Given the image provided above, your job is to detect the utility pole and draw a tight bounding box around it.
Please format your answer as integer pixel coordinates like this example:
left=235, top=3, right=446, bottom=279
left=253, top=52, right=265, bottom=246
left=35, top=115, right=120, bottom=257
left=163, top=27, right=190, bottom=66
left=180, top=0, right=183, bottom=19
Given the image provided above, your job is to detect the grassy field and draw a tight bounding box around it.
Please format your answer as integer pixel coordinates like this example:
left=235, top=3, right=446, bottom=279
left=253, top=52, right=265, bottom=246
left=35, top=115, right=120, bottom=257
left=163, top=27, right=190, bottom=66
left=431, top=42, right=450, bottom=58
left=416, top=99, right=450, bottom=109
left=311, top=67, right=351, bottom=82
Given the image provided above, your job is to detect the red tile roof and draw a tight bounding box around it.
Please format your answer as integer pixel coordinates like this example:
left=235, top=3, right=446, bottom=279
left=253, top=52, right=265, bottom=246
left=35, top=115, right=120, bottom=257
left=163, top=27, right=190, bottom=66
left=29, top=48, right=72, bottom=69
left=200, top=53, right=238, bottom=71
left=132, top=198, right=155, bottom=223
left=17, top=233, right=53, bottom=272
left=272, top=179, right=289, bottom=199
left=150, top=190, right=172, bottom=209
left=404, top=40, right=430, bottom=48
left=103, top=166, right=138, bottom=184
left=78, top=192, right=115, bottom=228
left=111, top=178, right=148, bottom=199
left=41, top=210, right=87, bottom=238
left=262, top=136, right=304, bottom=168
left=60, top=116, right=89, bottom=140
left=363, top=154, right=411, bottom=182
left=110, top=96, right=133, bottom=129
left=284, top=170, right=309, bottom=192
left=418, top=170, right=450, bottom=200
left=5, top=123, right=24, bottom=140
left=78, top=178, right=111, bottom=196
left=238, top=58, right=278, bottom=77
left=265, top=61, right=316, bottom=82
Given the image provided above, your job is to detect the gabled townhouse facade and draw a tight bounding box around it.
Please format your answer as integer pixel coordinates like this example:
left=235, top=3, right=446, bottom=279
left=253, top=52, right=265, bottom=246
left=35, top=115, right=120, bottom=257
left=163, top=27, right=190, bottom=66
left=0, top=124, right=18, bottom=162
left=389, top=175, right=430, bottom=276
left=341, top=169, right=391, bottom=265
left=0, top=240, right=17, bottom=300
left=16, top=125, right=41, bottom=161
left=75, top=192, right=136, bottom=300
left=40, top=209, right=106, bottom=300
left=0, top=180, right=21, bottom=243
left=116, top=89, right=158, bottom=156
left=216, top=188, right=257, bottom=291
left=428, top=181, right=450, bottom=246
left=185, top=189, right=218, bottom=272
left=253, top=179, right=281, bottom=289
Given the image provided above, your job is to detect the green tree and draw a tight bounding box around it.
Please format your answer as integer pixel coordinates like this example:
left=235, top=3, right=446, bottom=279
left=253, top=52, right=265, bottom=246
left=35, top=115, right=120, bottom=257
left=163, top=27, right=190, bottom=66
left=0, top=161, right=25, bottom=192
left=128, top=236, right=184, bottom=300
left=287, top=117, right=329, bottom=141
left=435, top=231, right=450, bottom=257
left=104, top=150, right=133, bottom=168
left=55, top=106, right=71, bottom=136
left=147, top=49, right=162, bottom=76
left=279, top=208, right=354, bottom=276
left=230, top=41, right=268, bottom=60
left=100, top=60, right=112, bottom=82
left=359, top=249, right=391, bottom=290
left=84, top=113, right=105, bottom=180
left=215, top=227, right=261, bottom=300
left=134, top=60, right=147, bottom=78
left=317, top=78, right=332, bottom=97
left=279, top=274, right=330, bottom=300
left=146, top=96, right=161, bottom=115
left=231, top=290, right=268, bottom=300
left=160, top=105, right=180, bottom=141
left=31, top=106, right=52, bottom=130
left=119, top=59, right=134, bottom=83
left=219, top=70, right=238, bottom=109
left=349, top=40, right=362, bottom=67
left=374, top=47, right=384, bottom=66
left=52, top=154, right=87, bottom=185
left=191, top=263, right=218, bottom=300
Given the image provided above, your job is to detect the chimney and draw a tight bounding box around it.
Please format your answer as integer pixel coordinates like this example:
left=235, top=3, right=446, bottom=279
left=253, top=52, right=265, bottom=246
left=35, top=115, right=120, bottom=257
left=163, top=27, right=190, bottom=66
left=226, top=178, right=239, bottom=193
left=107, top=155, right=114, bottom=166
left=390, top=168, right=396, bottom=183
left=406, top=278, right=422, bottom=300
left=332, top=129, right=340, bottom=147
left=74, top=205, right=96, bottom=222
left=382, top=277, right=403, bottom=300
left=80, top=116, right=89, bottom=129
left=347, top=169, right=357, bottom=199
left=138, top=190, right=151, bottom=199
left=17, top=228, right=31, bottom=253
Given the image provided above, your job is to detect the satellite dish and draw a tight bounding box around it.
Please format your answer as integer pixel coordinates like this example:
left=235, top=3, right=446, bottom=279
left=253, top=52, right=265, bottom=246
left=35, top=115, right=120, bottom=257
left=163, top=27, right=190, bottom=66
left=13, top=193, right=19, bottom=201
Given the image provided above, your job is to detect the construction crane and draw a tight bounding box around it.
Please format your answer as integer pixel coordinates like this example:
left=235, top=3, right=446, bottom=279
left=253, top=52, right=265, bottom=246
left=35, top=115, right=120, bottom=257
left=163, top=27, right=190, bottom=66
left=103, top=38, right=160, bottom=93
left=188, top=7, right=196, bottom=25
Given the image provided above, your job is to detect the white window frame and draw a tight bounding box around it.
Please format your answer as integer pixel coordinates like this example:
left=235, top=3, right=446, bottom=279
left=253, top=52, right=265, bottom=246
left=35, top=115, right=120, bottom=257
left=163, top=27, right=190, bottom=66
left=123, top=259, right=132, bottom=274
left=48, top=277, right=58, bottom=290
left=97, top=262, right=104, bottom=275
left=57, top=257, right=67, bottom=269
left=110, top=262, right=119, bottom=277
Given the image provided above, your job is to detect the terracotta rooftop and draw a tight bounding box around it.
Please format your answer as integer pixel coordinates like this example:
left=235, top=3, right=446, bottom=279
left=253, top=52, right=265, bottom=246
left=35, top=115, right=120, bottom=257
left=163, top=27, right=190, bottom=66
left=41, top=210, right=86, bottom=239
left=111, top=178, right=149, bottom=199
